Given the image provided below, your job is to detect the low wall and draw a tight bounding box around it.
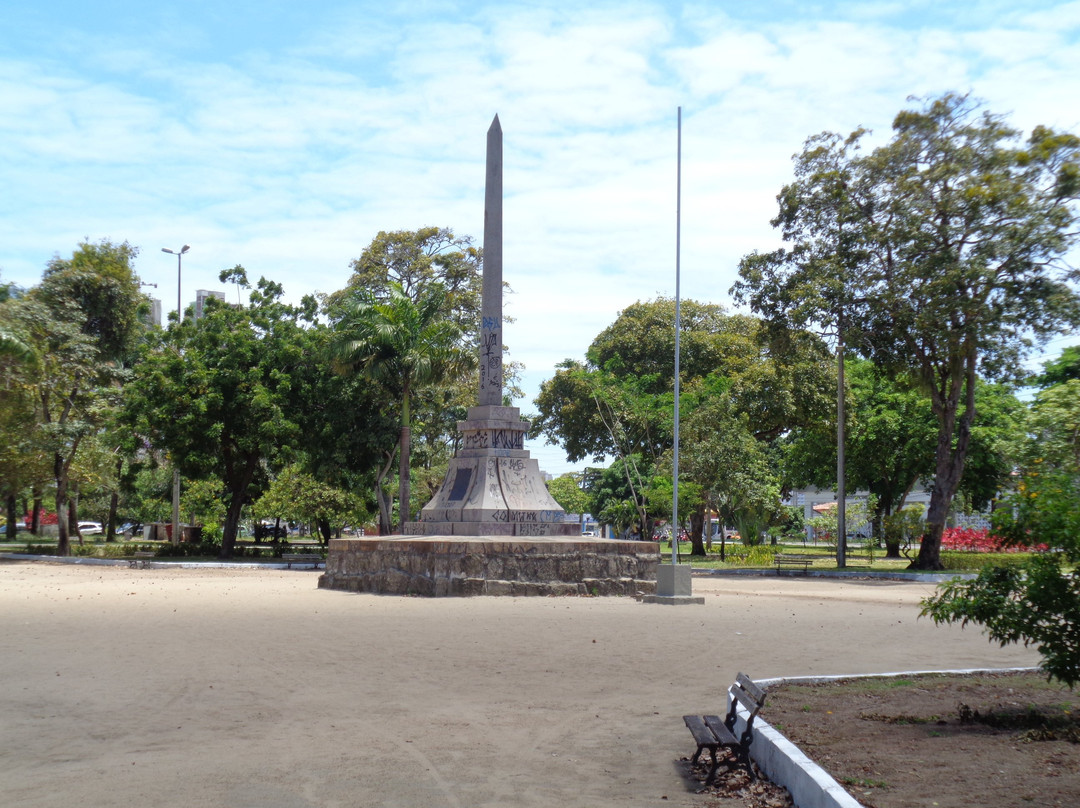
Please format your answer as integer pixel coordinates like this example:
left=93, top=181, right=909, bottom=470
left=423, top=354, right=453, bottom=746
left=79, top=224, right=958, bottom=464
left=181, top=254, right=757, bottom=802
left=319, top=536, right=660, bottom=597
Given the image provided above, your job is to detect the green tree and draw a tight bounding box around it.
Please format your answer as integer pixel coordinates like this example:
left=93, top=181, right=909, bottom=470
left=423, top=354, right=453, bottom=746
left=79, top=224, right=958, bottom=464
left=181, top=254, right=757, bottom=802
left=331, top=282, right=474, bottom=532
left=9, top=240, right=144, bottom=554
left=734, top=93, right=1080, bottom=569
left=1035, top=345, right=1080, bottom=388
left=546, top=473, right=590, bottom=517
left=125, top=276, right=319, bottom=557
left=535, top=299, right=833, bottom=549
left=330, top=227, right=483, bottom=337
left=922, top=380, right=1080, bottom=686
left=783, top=360, right=1020, bottom=557
left=679, top=386, right=783, bottom=555
left=253, top=464, right=368, bottom=542
left=0, top=322, right=47, bottom=539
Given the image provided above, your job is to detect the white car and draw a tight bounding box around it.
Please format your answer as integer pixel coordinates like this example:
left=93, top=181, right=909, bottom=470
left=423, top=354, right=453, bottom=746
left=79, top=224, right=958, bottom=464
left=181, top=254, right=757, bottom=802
left=78, top=521, right=103, bottom=535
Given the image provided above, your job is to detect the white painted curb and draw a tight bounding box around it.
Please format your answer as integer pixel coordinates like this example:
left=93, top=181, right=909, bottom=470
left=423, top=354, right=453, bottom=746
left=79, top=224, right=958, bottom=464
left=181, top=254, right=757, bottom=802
left=734, top=667, right=1041, bottom=808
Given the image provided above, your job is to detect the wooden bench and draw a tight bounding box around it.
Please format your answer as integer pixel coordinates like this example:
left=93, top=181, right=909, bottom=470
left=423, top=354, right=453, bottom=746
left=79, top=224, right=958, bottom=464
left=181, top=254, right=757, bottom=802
left=129, top=551, right=155, bottom=569
left=774, top=553, right=814, bottom=573
left=683, top=673, right=767, bottom=785
left=282, top=553, right=323, bottom=569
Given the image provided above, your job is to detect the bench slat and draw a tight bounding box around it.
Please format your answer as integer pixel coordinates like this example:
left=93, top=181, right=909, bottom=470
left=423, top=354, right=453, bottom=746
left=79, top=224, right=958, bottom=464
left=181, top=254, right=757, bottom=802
left=736, top=672, right=766, bottom=703
left=703, top=714, right=738, bottom=745
left=683, top=715, right=718, bottom=748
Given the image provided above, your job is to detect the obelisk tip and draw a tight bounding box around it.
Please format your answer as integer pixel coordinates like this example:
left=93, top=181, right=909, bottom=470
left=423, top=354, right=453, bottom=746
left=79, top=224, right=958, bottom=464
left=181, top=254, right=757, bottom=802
left=489, top=113, right=501, bottom=132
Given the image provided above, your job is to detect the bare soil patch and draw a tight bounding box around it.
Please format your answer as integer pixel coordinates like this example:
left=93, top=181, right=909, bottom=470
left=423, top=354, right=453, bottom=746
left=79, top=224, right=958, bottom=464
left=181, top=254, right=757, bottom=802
left=759, top=671, right=1080, bottom=808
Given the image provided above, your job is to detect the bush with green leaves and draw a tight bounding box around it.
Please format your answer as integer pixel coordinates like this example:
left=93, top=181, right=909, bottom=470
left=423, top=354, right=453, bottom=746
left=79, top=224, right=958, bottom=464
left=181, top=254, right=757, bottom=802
left=938, top=551, right=1031, bottom=572
left=922, top=376, right=1080, bottom=686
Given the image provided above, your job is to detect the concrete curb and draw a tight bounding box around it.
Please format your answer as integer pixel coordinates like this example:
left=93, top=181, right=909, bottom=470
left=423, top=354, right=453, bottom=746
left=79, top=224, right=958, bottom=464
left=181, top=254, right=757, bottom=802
left=735, top=667, right=1042, bottom=808
left=0, top=552, right=313, bottom=570
left=693, top=567, right=976, bottom=583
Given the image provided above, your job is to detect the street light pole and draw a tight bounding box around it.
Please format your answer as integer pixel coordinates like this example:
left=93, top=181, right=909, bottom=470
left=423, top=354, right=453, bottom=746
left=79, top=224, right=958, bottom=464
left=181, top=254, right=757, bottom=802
left=162, top=245, right=189, bottom=545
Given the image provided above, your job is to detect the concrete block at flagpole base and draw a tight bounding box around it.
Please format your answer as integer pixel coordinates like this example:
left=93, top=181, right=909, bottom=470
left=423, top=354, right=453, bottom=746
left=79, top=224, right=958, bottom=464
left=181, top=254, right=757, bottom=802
left=641, top=563, right=704, bottom=605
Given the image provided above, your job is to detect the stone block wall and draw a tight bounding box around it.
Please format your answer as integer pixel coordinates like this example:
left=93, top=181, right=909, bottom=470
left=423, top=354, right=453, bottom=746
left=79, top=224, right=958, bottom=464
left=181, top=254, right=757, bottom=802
left=318, top=537, right=660, bottom=597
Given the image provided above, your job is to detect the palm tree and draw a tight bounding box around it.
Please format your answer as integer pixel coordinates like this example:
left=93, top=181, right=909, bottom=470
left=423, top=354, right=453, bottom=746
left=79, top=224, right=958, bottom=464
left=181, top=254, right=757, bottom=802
left=332, top=282, right=475, bottom=532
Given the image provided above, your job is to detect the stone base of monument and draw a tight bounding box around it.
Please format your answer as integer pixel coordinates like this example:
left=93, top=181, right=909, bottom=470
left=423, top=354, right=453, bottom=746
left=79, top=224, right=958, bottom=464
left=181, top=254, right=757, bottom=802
left=318, top=536, right=660, bottom=597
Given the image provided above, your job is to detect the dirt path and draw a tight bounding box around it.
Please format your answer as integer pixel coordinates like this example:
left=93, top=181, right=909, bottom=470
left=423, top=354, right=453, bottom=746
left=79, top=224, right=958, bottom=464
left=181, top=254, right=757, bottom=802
left=765, top=671, right=1080, bottom=808
left=0, top=562, right=1041, bottom=808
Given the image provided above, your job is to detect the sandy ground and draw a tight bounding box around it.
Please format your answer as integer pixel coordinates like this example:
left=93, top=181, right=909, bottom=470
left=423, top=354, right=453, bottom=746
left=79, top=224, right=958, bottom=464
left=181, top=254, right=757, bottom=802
left=0, top=561, right=1041, bottom=808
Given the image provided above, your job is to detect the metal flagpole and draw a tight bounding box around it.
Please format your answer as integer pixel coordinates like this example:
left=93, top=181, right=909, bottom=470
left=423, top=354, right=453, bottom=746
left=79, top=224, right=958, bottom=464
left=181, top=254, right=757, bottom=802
left=672, top=106, right=682, bottom=564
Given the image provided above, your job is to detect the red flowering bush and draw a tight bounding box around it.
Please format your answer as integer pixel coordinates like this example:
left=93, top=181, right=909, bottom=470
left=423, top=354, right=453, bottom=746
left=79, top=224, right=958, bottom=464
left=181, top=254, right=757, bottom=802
left=23, top=512, right=58, bottom=526
left=940, top=527, right=1046, bottom=553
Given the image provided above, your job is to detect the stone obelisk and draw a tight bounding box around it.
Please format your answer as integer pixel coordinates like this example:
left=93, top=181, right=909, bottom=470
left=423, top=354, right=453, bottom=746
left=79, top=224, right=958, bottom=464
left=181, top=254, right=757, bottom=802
left=479, top=115, right=503, bottom=405
left=404, top=115, right=576, bottom=537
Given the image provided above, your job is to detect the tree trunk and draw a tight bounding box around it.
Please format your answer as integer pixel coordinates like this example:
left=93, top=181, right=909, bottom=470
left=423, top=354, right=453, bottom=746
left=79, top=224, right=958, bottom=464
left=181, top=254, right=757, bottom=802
left=375, top=450, right=395, bottom=535
left=69, top=500, right=83, bottom=546
left=317, top=518, right=332, bottom=543
left=106, top=456, right=121, bottom=542
left=5, top=492, right=17, bottom=540
left=54, top=456, right=70, bottom=556
left=397, top=388, right=411, bottom=531
left=219, top=490, right=246, bottom=559
left=911, top=351, right=978, bottom=570
left=398, top=424, right=410, bottom=529
left=31, top=489, right=41, bottom=535
left=689, top=502, right=706, bottom=556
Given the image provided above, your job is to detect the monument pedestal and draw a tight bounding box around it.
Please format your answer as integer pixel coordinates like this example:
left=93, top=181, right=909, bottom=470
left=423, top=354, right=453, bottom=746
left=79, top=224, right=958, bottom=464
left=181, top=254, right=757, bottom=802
left=318, top=115, right=659, bottom=597
left=319, top=536, right=659, bottom=597
left=402, top=405, right=577, bottom=537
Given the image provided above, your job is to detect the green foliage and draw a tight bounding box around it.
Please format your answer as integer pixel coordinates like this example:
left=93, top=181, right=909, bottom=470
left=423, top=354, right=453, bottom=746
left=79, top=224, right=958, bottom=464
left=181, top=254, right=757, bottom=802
left=721, top=544, right=777, bottom=567
left=124, top=275, right=322, bottom=556
left=937, top=551, right=1030, bottom=572
left=1034, top=345, right=1080, bottom=388
left=180, top=477, right=228, bottom=529
left=40, top=239, right=144, bottom=361
left=882, top=505, right=924, bottom=558
left=546, top=473, right=589, bottom=515
left=585, top=455, right=653, bottom=539
left=3, top=240, right=143, bottom=554
left=923, top=376, right=1080, bottom=686
left=922, top=555, right=1080, bottom=686
left=252, top=463, right=367, bottom=540
left=331, top=281, right=475, bottom=532
left=734, top=93, right=1080, bottom=570
left=332, top=227, right=483, bottom=338
left=535, top=298, right=832, bottom=550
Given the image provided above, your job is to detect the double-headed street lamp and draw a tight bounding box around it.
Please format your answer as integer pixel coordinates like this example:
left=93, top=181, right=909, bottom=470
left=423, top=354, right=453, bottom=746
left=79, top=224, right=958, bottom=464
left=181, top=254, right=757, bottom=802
left=161, top=245, right=189, bottom=325
left=161, top=245, right=190, bottom=545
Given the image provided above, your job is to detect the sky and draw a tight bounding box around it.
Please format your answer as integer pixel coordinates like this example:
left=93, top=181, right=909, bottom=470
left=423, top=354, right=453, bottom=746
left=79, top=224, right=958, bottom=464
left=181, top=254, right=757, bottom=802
left=3, top=0, right=1080, bottom=476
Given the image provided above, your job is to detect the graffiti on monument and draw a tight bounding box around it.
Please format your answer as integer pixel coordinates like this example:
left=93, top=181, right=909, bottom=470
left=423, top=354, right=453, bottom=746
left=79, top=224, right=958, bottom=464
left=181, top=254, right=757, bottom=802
left=464, top=429, right=524, bottom=451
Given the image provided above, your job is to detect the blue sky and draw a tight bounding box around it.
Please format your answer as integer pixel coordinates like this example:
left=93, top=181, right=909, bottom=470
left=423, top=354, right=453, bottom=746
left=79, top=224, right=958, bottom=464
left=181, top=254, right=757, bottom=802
left=3, top=1, right=1079, bottom=475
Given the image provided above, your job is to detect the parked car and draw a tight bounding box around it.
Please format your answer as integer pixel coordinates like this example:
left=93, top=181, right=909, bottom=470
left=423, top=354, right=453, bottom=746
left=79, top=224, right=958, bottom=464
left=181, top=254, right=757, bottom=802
left=77, top=521, right=103, bottom=535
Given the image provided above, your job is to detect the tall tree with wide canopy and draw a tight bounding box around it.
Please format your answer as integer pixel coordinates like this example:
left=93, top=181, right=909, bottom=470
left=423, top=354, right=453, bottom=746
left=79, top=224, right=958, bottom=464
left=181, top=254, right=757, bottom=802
left=534, top=298, right=833, bottom=547
left=734, top=93, right=1080, bottom=569
left=125, top=276, right=320, bottom=557
left=331, top=282, right=474, bottom=532
left=11, top=240, right=145, bottom=553
left=329, top=227, right=483, bottom=336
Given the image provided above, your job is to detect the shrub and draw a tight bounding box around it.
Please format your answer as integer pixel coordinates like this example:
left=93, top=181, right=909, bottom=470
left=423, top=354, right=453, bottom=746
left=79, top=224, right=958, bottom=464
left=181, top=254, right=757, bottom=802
left=722, top=545, right=776, bottom=567
left=939, top=551, right=1031, bottom=572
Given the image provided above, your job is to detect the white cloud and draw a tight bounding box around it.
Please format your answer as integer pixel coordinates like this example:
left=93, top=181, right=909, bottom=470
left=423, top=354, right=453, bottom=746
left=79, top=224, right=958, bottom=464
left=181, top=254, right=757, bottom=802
left=3, top=1, right=1080, bottom=474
